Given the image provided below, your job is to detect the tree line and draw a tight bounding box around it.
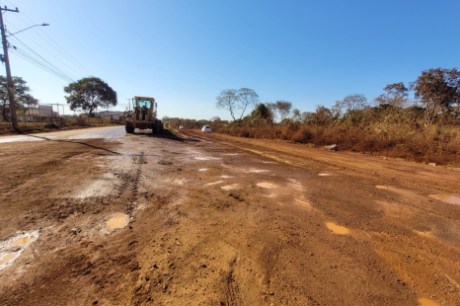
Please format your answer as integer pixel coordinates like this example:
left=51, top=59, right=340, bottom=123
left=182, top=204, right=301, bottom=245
left=1, top=76, right=117, bottom=123
left=216, top=68, right=460, bottom=126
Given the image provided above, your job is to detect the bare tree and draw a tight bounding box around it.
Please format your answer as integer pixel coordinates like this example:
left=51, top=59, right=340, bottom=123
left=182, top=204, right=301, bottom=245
left=237, top=88, right=259, bottom=121
left=216, top=88, right=258, bottom=122
left=333, top=94, right=368, bottom=116
left=216, top=89, right=239, bottom=121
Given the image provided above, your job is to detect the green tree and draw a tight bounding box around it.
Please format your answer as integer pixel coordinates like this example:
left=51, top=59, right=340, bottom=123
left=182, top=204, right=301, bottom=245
left=413, top=68, right=460, bottom=122
left=305, top=106, right=333, bottom=126
left=0, top=76, right=35, bottom=121
left=64, top=77, right=117, bottom=117
left=375, top=82, right=408, bottom=108
left=250, top=103, right=273, bottom=124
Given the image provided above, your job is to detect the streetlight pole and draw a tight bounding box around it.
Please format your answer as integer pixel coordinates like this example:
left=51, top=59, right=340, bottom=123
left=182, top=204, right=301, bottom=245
left=0, top=5, right=19, bottom=131
left=8, top=23, right=49, bottom=37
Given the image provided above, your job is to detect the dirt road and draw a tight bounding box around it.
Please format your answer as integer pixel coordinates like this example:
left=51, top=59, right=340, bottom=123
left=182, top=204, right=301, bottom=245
left=0, top=127, right=459, bottom=305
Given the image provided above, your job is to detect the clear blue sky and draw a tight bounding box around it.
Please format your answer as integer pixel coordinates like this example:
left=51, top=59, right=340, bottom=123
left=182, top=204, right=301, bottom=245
left=2, top=0, right=459, bottom=120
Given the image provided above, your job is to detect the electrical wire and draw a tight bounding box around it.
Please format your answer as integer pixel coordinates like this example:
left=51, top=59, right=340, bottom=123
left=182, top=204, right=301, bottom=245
left=4, top=0, right=89, bottom=75
left=11, top=48, right=74, bottom=83
left=8, top=33, right=75, bottom=82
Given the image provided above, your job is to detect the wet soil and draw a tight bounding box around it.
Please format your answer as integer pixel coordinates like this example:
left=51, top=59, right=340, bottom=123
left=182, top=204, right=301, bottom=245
left=0, top=128, right=459, bottom=305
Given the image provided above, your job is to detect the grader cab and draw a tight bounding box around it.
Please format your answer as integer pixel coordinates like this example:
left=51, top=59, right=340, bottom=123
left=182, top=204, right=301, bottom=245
left=125, top=96, right=163, bottom=134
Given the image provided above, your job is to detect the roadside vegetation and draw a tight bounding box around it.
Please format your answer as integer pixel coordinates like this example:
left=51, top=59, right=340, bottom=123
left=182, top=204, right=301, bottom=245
left=213, top=68, right=460, bottom=166
left=0, top=76, right=119, bottom=134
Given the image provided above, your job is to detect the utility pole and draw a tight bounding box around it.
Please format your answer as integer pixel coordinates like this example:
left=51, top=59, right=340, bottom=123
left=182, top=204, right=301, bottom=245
left=0, top=5, right=19, bottom=131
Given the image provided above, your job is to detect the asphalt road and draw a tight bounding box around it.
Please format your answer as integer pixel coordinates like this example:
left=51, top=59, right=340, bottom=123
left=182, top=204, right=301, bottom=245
left=0, top=126, right=126, bottom=143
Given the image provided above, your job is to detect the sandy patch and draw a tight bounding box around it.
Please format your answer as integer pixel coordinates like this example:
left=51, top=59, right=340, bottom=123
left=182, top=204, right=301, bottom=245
left=429, top=194, right=460, bottom=206
left=326, top=222, right=350, bottom=235
left=256, top=181, right=278, bottom=189
left=194, top=156, right=220, bottom=161
left=418, top=298, right=440, bottom=306
left=248, top=168, right=270, bottom=174
left=221, top=183, right=240, bottom=191
left=205, top=181, right=224, bottom=186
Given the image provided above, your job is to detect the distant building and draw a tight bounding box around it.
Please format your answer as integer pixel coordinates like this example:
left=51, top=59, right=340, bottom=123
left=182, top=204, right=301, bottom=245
left=96, top=110, right=124, bottom=120
left=24, top=105, right=58, bottom=121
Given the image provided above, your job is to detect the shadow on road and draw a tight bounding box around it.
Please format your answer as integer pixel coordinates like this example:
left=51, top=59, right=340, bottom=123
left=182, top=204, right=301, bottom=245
left=147, top=130, right=201, bottom=143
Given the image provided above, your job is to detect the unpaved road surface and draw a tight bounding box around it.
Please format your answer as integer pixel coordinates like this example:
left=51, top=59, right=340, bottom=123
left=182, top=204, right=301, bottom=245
left=0, top=126, right=459, bottom=306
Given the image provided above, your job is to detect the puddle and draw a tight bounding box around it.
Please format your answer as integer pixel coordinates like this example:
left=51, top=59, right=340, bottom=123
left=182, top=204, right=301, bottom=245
left=221, top=183, right=239, bottom=191
left=222, top=153, right=239, bottom=156
left=418, top=298, right=440, bottom=306
left=0, top=231, right=39, bottom=271
left=106, top=213, right=129, bottom=230
left=318, top=173, right=332, bottom=177
left=205, top=180, right=224, bottom=186
left=248, top=169, right=270, bottom=173
left=326, top=222, right=350, bottom=235
left=256, top=182, right=278, bottom=189
left=198, top=168, right=208, bottom=172
left=429, top=194, right=460, bottom=206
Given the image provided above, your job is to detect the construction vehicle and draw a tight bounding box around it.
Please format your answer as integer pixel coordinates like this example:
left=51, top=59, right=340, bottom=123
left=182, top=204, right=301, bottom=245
left=125, top=96, right=163, bottom=134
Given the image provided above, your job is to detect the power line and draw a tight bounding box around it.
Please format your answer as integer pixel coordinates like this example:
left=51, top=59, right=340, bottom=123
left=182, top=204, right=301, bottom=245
left=11, top=47, right=73, bottom=83
left=5, top=0, right=89, bottom=75
left=8, top=33, right=75, bottom=82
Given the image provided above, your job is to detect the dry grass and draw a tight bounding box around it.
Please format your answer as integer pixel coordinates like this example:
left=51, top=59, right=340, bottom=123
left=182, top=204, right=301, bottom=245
left=217, top=123, right=460, bottom=166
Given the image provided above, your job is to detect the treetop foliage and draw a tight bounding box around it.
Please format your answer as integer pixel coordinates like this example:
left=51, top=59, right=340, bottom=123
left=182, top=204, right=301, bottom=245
left=64, top=77, right=117, bottom=117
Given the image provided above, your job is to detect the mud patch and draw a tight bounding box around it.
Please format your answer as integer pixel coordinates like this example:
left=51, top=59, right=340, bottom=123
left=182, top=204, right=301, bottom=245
left=221, top=184, right=239, bottom=191
left=256, top=181, right=278, bottom=189
left=106, top=213, right=129, bottom=230
left=429, top=194, right=460, bottom=206
left=418, top=297, right=440, bottom=306
left=0, top=231, right=39, bottom=271
left=75, top=173, right=121, bottom=198
left=326, top=222, right=350, bottom=235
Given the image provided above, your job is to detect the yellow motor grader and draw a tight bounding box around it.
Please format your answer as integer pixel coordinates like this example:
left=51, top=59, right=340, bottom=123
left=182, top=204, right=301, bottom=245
left=125, top=96, right=163, bottom=134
